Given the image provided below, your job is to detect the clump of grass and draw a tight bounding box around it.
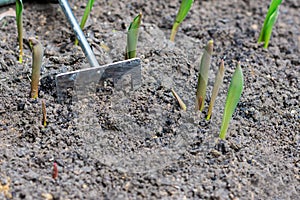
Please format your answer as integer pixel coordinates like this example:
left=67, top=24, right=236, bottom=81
left=171, top=88, right=187, bottom=111
left=258, top=0, right=282, bottom=48
left=75, top=0, right=95, bottom=46
left=219, top=62, right=244, bottom=140
left=28, top=37, right=43, bottom=99
left=195, top=40, right=213, bottom=111
left=16, top=0, right=23, bottom=63
left=170, top=0, right=193, bottom=42
left=206, top=60, right=225, bottom=120
left=125, top=12, right=142, bottom=59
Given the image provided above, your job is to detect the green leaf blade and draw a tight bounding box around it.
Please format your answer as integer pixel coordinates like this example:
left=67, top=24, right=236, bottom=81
left=80, top=0, right=95, bottom=29
left=258, top=0, right=282, bottom=47
left=170, top=0, right=193, bottom=41
left=219, top=63, right=244, bottom=140
left=265, top=0, right=282, bottom=21
left=175, top=0, right=194, bottom=24
left=75, top=0, right=95, bottom=46
left=16, top=0, right=23, bottom=63
left=126, top=13, right=142, bottom=59
left=262, top=8, right=279, bottom=48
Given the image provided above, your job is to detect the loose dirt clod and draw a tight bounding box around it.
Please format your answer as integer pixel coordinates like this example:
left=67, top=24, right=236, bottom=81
left=0, top=177, right=12, bottom=199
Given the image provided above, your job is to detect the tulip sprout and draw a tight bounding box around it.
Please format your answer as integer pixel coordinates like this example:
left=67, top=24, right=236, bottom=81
left=206, top=60, right=225, bottom=120
left=258, top=0, right=282, bottom=48
left=170, top=0, right=193, bottom=42
left=29, top=37, right=43, bottom=99
left=75, top=0, right=95, bottom=46
left=171, top=88, right=187, bottom=111
left=219, top=63, right=244, bottom=140
left=16, top=0, right=23, bottom=63
left=195, top=40, right=213, bottom=111
left=125, top=12, right=142, bottom=59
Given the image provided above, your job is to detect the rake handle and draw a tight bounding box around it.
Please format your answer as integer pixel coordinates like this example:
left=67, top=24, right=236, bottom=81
left=58, top=0, right=100, bottom=68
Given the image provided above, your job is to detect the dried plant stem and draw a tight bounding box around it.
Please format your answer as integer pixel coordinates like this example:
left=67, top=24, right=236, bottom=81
left=42, top=100, right=47, bottom=127
left=29, top=37, right=43, bottom=99
left=195, top=40, right=213, bottom=111
left=197, top=96, right=203, bottom=111
left=171, top=88, right=187, bottom=111
left=206, top=60, right=225, bottom=120
left=170, top=22, right=179, bottom=42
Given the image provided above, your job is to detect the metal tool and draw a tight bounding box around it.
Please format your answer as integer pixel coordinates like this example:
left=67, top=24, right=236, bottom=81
left=0, top=0, right=142, bottom=102
left=56, top=58, right=141, bottom=102
left=0, top=0, right=15, bottom=7
left=56, top=0, right=141, bottom=102
left=0, top=0, right=58, bottom=7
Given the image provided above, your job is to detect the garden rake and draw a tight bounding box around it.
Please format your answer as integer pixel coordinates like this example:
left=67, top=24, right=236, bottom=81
left=56, top=0, right=141, bottom=102
left=0, top=0, right=141, bottom=102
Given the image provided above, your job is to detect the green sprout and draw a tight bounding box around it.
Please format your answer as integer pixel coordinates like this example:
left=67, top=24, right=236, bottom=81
left=171, top=88, right=187, bottom=111
left=206, top=60, right=225, bottom=120
left=125, top=12, right=142, bottom=59
left=219, top=62, right=244, bottom=140
left=195, top=40, right=213, bottom=111
left=16, top=0, right=23, bottom=63
left=258, top=0, right=282, bottom=48
left=75, top=0, right=95, bottom=46
left=170, top=0, right=193, bottom=42
left=29, top=37, right=43, bottom=99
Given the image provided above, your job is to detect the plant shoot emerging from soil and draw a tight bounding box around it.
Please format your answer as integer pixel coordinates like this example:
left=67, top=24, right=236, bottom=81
left=206, top=60, right=225, bottom=120
left=258, top=0, right=282, bottom=48
left=126, top=12, right=142, bottom=59
left=29, top=37, right=43, bottom=99
left=171, top=88, right=187, bottom=111
left=195, top=40, right=213, bottom=111
left=15, top=0, right=23, bottom=63
left=75, top=0, right=95, bottom=46
left=170, top=0, right=193, bottom=42
left=42, top=100, right=47, bottom=127
left=52, top=162, right=58, bottom=179
left=219, top=62, right=244, bottom=140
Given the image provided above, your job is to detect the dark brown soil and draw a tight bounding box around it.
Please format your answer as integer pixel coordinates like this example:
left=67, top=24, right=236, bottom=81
left=0, top=0, right=299, bottom=199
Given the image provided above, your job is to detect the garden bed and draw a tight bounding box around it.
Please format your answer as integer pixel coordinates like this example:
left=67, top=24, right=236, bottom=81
left=0, top=0, right=299, bottom=199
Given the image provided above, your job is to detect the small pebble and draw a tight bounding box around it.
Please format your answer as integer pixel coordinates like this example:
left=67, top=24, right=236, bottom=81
left=17, top=102, right=25, bottom=111
left=41, top=193, right=53, bottom=200
left=211, top=149, right=221, bottom=157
